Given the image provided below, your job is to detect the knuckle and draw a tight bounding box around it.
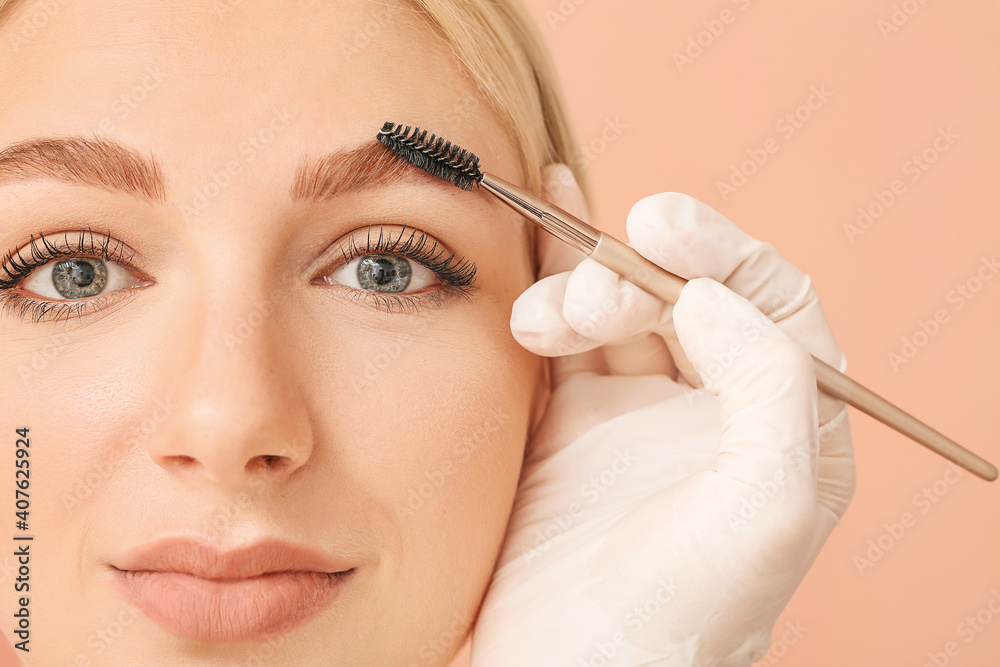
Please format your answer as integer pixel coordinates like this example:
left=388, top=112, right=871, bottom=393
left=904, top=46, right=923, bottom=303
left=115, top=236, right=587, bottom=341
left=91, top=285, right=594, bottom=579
left=625, top=192, right=697, bottom=252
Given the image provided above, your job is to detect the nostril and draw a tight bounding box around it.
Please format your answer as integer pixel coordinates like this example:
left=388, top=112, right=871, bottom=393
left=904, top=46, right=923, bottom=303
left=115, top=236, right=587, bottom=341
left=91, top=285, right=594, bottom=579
left=154, top=454, right=199, bottom=478
left=249, top=454, right=289, bottom=474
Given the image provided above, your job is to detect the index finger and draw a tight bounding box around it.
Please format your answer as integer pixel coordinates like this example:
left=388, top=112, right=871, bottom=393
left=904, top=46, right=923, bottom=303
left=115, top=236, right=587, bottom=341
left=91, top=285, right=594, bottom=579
left=625, top=192, right=810, bottom=320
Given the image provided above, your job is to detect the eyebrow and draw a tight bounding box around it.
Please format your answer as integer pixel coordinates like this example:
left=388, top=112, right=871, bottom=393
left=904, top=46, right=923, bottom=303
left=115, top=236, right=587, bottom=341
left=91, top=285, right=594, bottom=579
left=0, top=136, right=166, bottom=202
left=290, top=140, right=441, bottom=202
left=0, top=135, right=439, bottom=205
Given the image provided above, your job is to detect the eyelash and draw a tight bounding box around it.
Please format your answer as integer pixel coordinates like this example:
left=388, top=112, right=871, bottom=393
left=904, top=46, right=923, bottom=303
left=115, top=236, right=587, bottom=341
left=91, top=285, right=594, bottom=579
left=332, top=224, right=478, bottom=314
left=0, top=225, right=479, bottom=323
left=0, top=227, right=143, bottom=324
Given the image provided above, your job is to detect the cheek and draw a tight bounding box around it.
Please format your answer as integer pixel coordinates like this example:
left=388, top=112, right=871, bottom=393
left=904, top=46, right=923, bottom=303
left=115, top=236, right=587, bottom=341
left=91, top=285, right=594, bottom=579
left=335, top=311, right=536, bottom=542
left=0, top=327, right=153, bottom=521
left=0, top=330, right=162, bottom=655
left=312, top=302, right=540, bottom=635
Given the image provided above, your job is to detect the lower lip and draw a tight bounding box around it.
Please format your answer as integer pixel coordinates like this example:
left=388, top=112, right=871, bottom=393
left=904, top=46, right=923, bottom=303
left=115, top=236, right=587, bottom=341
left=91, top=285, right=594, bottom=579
left=111, top=567, right=350, bottom=642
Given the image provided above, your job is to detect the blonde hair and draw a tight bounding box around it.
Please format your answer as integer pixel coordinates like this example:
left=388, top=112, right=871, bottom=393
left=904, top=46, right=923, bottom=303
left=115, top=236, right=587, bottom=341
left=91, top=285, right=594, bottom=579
left=0, top=0, right=591, bottom=210
left=404, top=0, right=591, bottom=207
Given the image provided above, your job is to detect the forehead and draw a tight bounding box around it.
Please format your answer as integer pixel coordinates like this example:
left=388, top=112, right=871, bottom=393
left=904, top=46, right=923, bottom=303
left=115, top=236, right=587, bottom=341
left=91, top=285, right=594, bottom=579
left=0, top=0, right=507, bottom=185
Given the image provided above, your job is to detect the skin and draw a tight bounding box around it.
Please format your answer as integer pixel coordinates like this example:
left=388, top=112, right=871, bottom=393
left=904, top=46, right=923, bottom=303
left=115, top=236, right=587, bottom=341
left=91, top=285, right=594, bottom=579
left=0, top=1, right=545, bottom=664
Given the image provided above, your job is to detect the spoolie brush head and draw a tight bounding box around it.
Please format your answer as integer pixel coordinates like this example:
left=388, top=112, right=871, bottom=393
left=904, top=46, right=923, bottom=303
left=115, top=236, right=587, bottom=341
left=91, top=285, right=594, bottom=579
left=377, top=122, right=484, bottom=191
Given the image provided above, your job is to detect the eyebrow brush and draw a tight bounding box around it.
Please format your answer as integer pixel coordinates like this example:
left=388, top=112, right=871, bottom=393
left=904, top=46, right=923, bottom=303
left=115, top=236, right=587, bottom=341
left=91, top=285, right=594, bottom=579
left=376, top=121, right=998, bottom=482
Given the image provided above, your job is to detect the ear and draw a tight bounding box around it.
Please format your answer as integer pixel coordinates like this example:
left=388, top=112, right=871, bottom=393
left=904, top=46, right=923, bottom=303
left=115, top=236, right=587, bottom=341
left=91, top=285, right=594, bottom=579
left=535, top=163, right=591, bottom=280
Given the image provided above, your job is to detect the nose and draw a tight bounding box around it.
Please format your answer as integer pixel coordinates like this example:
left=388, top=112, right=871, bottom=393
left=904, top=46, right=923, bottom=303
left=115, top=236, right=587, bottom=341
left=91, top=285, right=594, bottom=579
left=144, top=289, right=314, bottom=491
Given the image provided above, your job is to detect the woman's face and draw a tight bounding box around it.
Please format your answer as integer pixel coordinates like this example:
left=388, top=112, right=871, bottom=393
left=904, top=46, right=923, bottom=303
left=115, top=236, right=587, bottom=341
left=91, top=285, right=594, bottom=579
left=0, top=1, right=543, bottom=664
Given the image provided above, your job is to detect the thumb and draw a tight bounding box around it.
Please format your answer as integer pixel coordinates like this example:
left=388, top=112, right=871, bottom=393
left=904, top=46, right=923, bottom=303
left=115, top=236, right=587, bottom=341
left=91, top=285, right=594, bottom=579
left=512, top=164, right=607, bottom=385
left=673, top=277, right=819, bottom=494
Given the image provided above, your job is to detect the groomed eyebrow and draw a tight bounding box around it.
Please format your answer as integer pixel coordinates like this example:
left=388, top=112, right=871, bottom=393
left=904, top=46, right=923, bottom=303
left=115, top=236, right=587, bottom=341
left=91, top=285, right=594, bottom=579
left=290, top=140, right=440, bottom=203
left=0, top=136, right=165, bottom=202
left=0, top=135, right=438, bottom=205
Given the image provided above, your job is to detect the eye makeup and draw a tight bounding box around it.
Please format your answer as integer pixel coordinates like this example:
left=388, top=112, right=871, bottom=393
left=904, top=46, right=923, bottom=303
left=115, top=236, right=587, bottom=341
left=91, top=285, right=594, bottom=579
left=0, top=223, right=479, bottom=324
left=0, top=227, right=149, bottom=323
left=313, top=224, right=479, bottom=315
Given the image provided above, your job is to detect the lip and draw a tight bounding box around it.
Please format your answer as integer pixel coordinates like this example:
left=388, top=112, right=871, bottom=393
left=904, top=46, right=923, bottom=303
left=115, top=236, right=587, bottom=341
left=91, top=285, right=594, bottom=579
left=110, top=537, right=355, bottom=642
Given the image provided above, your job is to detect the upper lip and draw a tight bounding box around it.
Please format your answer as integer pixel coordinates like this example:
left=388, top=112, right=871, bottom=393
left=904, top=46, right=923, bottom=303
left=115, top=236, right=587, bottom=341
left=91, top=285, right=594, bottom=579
left=112, top=537, right=354, bottom=579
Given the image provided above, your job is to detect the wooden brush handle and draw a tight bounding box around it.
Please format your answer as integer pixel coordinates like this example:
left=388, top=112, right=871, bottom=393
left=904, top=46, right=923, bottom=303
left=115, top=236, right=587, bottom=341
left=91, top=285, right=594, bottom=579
left=590, top=232, right=998, bottom=481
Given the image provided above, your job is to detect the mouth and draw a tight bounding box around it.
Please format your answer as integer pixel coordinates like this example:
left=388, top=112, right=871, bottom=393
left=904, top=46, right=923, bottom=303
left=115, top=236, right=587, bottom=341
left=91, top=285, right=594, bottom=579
left=109, top=537, right=356, bottom=643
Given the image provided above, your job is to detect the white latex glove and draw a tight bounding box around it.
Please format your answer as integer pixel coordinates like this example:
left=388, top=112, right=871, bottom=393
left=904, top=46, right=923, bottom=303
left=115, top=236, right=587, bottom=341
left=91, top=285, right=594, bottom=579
left=470, top=165, right=856, bottom=666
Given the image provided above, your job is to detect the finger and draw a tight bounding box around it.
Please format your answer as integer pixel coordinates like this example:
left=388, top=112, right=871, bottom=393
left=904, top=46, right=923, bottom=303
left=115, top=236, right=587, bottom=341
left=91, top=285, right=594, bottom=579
left=562, top=256, right=685, bottom=379
left=603, top=333, right=677, bottom=378
left=558, top=255, right=702, bottom=387
left=657, top=301, right=846, bottom=424
left=673, top=277, right=819, bottom=496
left=625, top=192, right=846, bottom=419
left=563, top=260, right=679, bottom=377
left=625, top=193, right=843, bottom=359
left=550, top=351, right=608, bottom=389
left=563, top=258, right=670, bottom=343
left=626, top=193, right=807, bottom=318
left=655, top=318, right=703, bottom=390
left=537, top=229, right=703, bottom=389
left=513, top=163, right=602, bottom=357
left=815, top=405, right=855, bottom=519
left=512, top=256, right=679, bottom=375
left=511, top=163, right=605, bottom=386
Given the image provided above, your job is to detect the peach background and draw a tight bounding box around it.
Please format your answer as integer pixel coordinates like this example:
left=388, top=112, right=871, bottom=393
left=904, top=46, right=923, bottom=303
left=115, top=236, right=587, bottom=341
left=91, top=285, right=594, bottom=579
left=4, top=1, right=999, bottom=666
left=518, top=0, right=1000, bottom=665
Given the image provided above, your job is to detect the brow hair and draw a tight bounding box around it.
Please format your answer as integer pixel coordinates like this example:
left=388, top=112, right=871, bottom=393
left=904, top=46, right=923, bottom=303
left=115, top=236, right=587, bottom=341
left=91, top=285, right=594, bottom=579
left=0, top=134, right=448, bottom=205
left=290, top=140, right=442, bottom=203
left=0, top=135, right=166, bottom=202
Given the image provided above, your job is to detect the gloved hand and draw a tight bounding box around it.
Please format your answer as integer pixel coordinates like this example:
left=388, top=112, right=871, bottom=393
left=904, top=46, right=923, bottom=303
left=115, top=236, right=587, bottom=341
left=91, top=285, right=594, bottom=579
left=470, top=165, right=856, bottom=666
